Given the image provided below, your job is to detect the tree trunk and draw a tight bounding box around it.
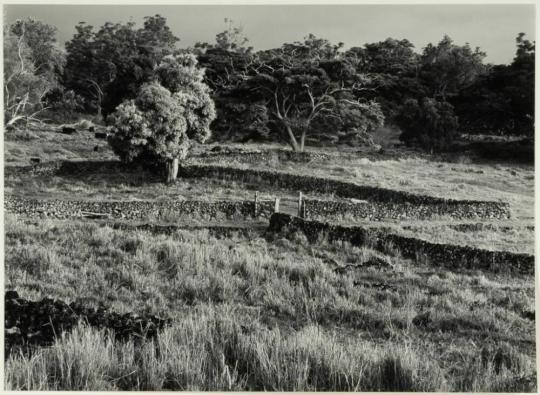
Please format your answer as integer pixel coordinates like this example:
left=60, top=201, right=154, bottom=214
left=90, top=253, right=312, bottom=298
left=284, top=123, right=299, bottom=152
left=165, top=158, right=179, bottom=184
left=299, top=129, right=307, bottom=152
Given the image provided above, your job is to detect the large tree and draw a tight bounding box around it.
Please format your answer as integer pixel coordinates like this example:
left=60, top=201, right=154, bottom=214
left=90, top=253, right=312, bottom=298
left=3, top=22, right=58, bottom=127
left=242, top=36, right=384, bottom=151
left=344, top=38, right=424, bottom=120
left=420, top=35, right=487, bottom=101
left=454, top=33, right=534, bottom=136
left=63, top=15, right=179, bottom=117
left=108, top=54, right=215, bottom=183
left=194, top=19, right=266, bottom=141
left=10, top=18, right=65, bottom=83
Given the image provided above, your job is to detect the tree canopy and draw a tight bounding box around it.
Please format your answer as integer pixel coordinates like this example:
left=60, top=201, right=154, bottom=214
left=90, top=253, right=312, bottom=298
left=108, top=54, right=215, bottom=182
left=5, top=13, right=534, bottom=153
left=63, top=15, right=179, bottom=116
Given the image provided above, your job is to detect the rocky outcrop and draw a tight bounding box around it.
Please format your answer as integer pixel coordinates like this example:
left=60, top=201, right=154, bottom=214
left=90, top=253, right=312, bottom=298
left=268, top=213, right=534, bottom=275
left=4, top=291, right=170, bottom=356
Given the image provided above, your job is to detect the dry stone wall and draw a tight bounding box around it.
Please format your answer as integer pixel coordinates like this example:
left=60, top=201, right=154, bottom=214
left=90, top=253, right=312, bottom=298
left=197, top=148, right=332, bottom=163
left=6, top=160, right=512, bottom=221
left=181, top=165, right=511, bottom=220
left=303, top=199, right=510, bottom=221
left=402, top=223, right=535, bottom=233
left=268, top=213, right=534, bottom=275
left=5, top=196, right=275, bottom=221
left=5, top=160, right=124, bottom=178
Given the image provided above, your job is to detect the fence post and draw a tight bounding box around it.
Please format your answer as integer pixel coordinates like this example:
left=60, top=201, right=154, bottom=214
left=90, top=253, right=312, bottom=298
left=254, top=191, right=258, bottom=217
left=274, top=197, right=280, bottom=213
left=298, top=192, right=303, bottom=218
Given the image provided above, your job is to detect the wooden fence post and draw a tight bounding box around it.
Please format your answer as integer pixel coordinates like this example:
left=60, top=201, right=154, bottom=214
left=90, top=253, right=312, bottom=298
left=274, top=197, right=280, bottom=213
left=254, top=191, right=258, bottom=217
left=298, top=192, right=303, bottom=218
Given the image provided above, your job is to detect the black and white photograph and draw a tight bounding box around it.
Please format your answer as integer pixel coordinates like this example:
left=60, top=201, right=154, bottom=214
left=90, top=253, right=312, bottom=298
left=2, top=1, right=537, bottom=391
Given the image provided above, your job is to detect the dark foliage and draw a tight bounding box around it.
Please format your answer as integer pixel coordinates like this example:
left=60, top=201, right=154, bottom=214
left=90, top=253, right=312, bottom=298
left=8, top=12, right=534, bottom=154
left=63, top=15, right=179, bottom=118
left=396, top=97, right=459, bottom=151
left=454, top=34, right=534, bottom=136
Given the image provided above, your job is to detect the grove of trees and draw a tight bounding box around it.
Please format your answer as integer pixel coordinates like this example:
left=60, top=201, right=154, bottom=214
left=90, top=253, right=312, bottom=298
left=4, top=15, right=535, bottom=166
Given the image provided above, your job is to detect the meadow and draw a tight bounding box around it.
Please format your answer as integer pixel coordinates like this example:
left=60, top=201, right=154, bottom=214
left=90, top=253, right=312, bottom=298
left=4, top=216, right=536, bottom=391
left=3, top=125, right=536, bottom=391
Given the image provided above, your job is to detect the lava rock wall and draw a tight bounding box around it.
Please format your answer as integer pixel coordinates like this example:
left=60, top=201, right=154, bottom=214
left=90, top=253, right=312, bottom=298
left=5, top=160, right=512, bottom=221
left=303, top=199, right=511, bottom=221
left=180, top=165, right=511, bottom=220
left=197, top=148, right=332, bottom=163
left=5, top=196, right=275, bottom=220
left=268, top=213, right=534, bottom=275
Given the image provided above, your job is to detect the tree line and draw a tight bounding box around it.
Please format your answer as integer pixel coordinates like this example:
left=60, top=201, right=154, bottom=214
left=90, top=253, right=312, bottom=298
left=4, top=15, right=535, bottom=168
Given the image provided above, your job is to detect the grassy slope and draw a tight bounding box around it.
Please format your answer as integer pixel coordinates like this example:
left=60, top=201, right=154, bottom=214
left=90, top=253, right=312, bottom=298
left=4, top=124, right=114, bottom=166
left=5, top=128, right=534, bottom=252
left=4, top=216, right=536, bottom=391
left=6, top=129, right=533, bottom=221
left=199, top=152, right=534, bottom=221
left=3, top=125, right=536, bottom=390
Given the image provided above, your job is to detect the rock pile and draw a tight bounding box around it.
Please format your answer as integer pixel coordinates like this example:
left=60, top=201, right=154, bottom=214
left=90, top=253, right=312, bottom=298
left=4, top=291, right=170, bottom=357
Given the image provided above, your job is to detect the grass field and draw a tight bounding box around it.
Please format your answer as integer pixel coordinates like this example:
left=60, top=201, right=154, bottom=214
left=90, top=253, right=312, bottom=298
left=4, top=216, right=536, bottom=391
left=3, top=124, right=536, bottom=391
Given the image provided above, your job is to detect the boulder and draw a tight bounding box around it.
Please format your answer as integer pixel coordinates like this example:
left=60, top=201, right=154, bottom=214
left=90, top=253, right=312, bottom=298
left=60, top=126, right=77, bottom=135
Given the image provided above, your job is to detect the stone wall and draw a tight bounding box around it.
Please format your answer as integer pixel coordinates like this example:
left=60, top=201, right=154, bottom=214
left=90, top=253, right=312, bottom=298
left=5, top=196, right=275, bottom=221
left=5, top=160, right=512, bottom=220
left=268, top=213, right=534, bottom=275
left=402, top=223, right=535, bottom=233
left=4, top=160, right=124, bottom=178
left=180, top=165, right=511, bottom=220
left=5, top=161, right=64, bottom=177
left=196, top=148, right=332, bottom=163
left=303, top=199, right=511, bottom=221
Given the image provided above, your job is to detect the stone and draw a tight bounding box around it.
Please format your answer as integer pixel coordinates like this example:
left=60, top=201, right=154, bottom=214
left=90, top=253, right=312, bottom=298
left=60, top=126, right=77, bottom=134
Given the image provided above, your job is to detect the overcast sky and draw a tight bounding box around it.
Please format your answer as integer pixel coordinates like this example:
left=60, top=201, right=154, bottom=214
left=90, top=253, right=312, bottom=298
left=4, top=4, right=535, bottom=64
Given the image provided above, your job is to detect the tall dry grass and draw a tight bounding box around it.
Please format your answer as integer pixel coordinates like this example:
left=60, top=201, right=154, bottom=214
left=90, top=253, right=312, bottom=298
left=4, top=216, right=536, bottom=391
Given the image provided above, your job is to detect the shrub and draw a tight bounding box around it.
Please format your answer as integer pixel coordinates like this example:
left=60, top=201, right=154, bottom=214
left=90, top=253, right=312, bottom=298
left=396, top=97, right=459, bottom=152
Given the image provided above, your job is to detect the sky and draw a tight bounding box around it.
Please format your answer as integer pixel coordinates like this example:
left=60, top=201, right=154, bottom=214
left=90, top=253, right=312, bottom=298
left=3, top=3, right=536, bottom=64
